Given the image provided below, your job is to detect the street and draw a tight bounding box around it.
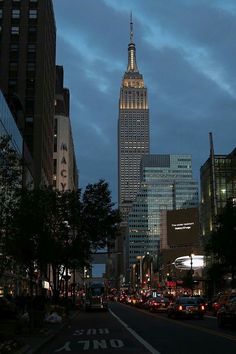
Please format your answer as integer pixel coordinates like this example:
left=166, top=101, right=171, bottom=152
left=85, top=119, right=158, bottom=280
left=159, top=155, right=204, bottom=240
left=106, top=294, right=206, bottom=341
left=38, top=302, right=236, bottom=354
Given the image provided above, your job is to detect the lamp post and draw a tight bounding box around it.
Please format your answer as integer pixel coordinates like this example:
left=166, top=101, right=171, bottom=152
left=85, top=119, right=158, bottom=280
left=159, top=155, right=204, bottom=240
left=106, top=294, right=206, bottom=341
left=136, top=256, right=144, bottom=289
left=190, top=253, right=194, bottom=296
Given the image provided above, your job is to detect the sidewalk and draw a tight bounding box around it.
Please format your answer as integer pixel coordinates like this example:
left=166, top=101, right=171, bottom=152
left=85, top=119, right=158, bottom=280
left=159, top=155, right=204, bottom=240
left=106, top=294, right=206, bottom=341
left=15, top=310, right=78, bottom=354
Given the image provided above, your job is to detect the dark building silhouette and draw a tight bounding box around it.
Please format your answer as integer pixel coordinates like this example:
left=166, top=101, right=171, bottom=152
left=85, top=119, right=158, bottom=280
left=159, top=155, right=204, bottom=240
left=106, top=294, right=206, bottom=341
left=0, top=0, right=56, bottom=186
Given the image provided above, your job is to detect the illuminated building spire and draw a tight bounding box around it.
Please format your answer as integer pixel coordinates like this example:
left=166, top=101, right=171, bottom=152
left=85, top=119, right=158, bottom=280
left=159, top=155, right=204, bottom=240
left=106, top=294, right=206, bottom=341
left=127, top=13, right=138, bottom=72
left=130, top=11, right=134, bottom=43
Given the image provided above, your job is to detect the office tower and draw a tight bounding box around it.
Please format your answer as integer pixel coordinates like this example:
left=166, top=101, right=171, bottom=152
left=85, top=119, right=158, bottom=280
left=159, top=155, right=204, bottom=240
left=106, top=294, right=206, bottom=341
left=128, top=154, right=199, bottom=268
left=118, top=15, right=150, bottom=221
left=0, top=0, right=56, bottom=186
left=53, top=66, right=78, bottom=191
left=200, top=133, right=236, bottom=237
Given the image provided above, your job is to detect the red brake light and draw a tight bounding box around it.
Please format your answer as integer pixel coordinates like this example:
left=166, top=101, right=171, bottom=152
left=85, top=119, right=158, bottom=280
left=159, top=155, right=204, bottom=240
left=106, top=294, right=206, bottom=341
left=201, top=305, right=205, bottom=310
left=179, top=305, right=183, bottom=311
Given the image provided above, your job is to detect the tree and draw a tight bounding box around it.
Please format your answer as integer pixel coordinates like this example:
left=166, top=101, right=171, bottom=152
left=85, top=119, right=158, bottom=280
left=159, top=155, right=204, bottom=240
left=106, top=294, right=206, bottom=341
left=205, top=199, right=236, bottom=289
left=0, top=135, right=22, bottom=280
left=81, top=179, right=121, bottom=251
left=7, top=180, right=121, bottom=298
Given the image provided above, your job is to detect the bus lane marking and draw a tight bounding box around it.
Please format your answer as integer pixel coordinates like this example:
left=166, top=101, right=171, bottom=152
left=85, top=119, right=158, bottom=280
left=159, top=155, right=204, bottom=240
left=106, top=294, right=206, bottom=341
left=109, top=308, right=161, bottom=354
left=55, top=339, right=124, bottom=352
left=73, top=328, right=109, bottom=336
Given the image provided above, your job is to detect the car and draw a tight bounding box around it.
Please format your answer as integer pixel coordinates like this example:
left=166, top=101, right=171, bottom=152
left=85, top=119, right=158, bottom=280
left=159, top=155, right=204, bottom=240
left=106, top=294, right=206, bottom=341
left=167, top=296, right=205, bottom=319
left=135, top=295, right=150, bottom=309
left=0, top=296, right=17, bottom=318
left=148, top=296, right=170, bottom=312
left=217, top=296, right=236, bottom=328
left=192, top=296, right=208, bottom=313
left=211, top=292, right=236, bottom=316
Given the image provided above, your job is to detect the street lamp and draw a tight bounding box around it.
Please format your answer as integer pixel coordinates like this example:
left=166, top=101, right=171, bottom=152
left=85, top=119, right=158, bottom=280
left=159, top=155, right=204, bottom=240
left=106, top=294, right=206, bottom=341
left=190, top=253, right=194, bottom=296
left=136, top=256, right=144, bottom=288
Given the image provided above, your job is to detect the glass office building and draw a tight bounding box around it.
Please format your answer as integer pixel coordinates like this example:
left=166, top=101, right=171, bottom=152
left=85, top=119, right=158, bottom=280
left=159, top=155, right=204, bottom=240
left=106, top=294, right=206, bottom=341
left=0, top=91, right=22, bottom=155
left=200, top=149, right=236, bottom=237
left=128, top=154, right=199, bottom=267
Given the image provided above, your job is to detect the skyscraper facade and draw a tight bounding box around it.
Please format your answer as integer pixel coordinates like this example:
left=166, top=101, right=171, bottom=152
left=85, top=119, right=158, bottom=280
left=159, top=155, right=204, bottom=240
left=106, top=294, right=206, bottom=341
left=0, top=0, right=56, bottom=186
left=128, top=154, right=199, bottom=268
left=118, top=17, right=150, bottom=221
left=200, top=146, right=236, bottom=237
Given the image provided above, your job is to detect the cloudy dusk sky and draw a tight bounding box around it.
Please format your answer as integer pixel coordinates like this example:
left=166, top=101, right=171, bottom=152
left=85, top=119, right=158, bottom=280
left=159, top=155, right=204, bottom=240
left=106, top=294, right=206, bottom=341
left=53, top=0, right=236, bottom=204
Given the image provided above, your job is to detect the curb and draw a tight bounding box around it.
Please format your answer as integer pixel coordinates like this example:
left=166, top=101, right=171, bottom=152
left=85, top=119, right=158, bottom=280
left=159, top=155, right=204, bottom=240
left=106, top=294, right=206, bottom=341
left=17, top=311, right=78, bottom=354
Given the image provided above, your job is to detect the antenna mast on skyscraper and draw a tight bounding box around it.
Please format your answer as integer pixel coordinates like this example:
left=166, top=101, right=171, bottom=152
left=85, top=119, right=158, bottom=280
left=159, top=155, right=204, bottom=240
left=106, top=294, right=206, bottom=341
left=130, top=11, right=134, bottom=43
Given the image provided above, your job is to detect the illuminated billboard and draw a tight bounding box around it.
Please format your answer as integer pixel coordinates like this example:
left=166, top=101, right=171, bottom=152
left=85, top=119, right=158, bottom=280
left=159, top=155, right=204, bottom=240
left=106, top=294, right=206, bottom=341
left=167, top=208, right=199, bottom=246
left=173, top=255, right=205, bottom=270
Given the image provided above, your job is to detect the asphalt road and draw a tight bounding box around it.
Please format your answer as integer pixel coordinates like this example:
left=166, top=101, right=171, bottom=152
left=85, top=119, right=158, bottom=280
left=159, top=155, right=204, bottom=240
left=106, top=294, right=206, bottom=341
left=38, top=302, right=236, bottom=354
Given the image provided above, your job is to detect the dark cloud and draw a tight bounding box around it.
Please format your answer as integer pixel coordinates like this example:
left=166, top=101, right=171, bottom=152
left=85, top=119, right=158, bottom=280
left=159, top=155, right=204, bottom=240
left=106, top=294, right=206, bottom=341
left=53, top=0, right=236, bottom=203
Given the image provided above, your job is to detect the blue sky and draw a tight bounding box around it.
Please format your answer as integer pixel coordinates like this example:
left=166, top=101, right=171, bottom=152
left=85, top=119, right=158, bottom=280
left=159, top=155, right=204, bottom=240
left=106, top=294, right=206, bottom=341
left=53, top=0, right=236, bottom=205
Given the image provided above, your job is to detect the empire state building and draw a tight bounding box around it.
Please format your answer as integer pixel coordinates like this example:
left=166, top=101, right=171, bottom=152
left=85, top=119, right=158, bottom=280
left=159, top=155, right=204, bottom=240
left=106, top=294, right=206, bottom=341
left=118, top=16, right=150, bottom=220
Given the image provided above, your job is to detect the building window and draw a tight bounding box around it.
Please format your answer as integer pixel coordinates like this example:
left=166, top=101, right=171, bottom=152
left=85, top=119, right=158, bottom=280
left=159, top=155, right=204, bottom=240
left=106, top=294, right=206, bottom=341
left=8, top=80, right=17, bottom=92
left=25, top=99, right=35, bottom=115
left=12, top=9, right=20, bottom=18
left=28, top=26, right=37, bottom=41
left=27, top=44, right=36, bottom=61
left=27, top=62, right=35, bottom=71
left=10, top=43, right=19, bottom=51
left=26, top=116, right=33, bottom=123
left=11, top=26, right=20, bottom=35
left=29, top=9, right=37, bottom=19
left=53, top=159, right=57, bottom=174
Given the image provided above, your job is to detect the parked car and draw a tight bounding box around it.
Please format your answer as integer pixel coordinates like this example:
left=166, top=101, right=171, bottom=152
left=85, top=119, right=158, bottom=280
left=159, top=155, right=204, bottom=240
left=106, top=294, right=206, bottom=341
left=0, top=296, right=17, bottom=318
left=167, top=296, right=205, bottom=319
left=217, top=296, right=236, bottom=328
left=148, top=296, right=170, bottom=312
left=211, top=292, right=236, bottom=316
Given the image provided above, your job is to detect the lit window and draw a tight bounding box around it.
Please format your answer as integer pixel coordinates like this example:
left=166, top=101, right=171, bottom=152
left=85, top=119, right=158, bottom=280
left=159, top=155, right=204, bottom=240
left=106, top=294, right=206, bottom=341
left=11, top=26, right=20, bottom=35
left=29, top=9, right=37, bottom=18
left=12, top=9, right=20, bottom=18
left=26, top=117, right=33, bottom=123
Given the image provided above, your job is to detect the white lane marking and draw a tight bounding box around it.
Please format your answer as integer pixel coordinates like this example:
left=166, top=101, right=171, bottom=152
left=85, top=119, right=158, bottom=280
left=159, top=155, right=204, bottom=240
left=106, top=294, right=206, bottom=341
left=109, top=309, right=161, bottom=354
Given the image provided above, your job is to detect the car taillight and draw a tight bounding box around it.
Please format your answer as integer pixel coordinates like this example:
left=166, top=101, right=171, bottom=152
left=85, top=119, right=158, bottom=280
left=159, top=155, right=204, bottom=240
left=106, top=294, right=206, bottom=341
left=201, top=305, right=205, bottom=310
left=178, top=305, right=183, bottom=311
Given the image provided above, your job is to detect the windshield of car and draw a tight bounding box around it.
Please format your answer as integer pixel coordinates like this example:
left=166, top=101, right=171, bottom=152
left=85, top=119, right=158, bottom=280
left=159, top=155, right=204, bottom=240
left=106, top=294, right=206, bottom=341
left=178, top=297, right=198, bottom=304
left=90, top=287, right=104, bottom=296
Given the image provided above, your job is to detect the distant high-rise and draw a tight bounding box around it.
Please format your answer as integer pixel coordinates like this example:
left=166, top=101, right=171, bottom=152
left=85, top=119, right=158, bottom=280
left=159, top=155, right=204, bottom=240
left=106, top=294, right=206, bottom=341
left=0, top=0, right=56, bottom=186
left=200, top=134, right=236, bottom=236
left=128, top=154, right=199, bottom=268
left=118, top=15, right=150, bottom=221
